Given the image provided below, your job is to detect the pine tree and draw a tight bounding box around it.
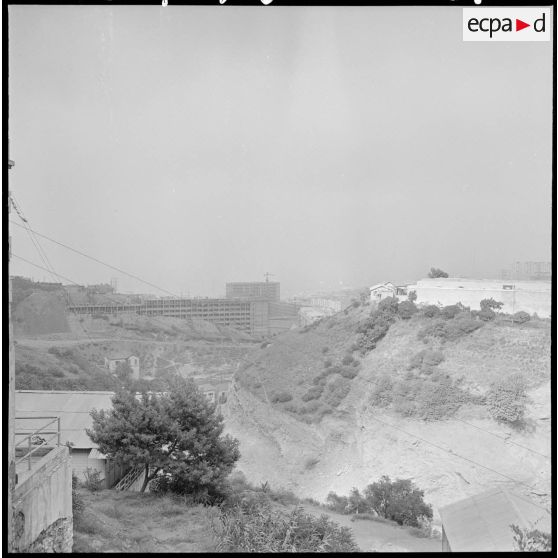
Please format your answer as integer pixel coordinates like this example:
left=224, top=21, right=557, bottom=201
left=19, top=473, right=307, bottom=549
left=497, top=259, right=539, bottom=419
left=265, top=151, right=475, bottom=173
left=87, top=378, right=240, bottom=493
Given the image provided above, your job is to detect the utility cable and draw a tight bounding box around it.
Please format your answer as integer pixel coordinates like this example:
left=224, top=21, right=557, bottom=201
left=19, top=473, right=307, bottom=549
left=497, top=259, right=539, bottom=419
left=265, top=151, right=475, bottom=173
left=9, top=220, right=180, bottom=298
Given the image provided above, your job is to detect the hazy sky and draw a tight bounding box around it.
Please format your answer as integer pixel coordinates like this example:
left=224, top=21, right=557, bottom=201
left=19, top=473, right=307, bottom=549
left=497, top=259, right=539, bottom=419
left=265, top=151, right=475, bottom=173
left=8, top=6, right=553, bottom=298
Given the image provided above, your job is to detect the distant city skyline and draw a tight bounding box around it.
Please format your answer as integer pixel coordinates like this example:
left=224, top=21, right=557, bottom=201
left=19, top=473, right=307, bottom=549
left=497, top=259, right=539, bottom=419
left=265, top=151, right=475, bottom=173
left=9, top=6, right=552, bottom=300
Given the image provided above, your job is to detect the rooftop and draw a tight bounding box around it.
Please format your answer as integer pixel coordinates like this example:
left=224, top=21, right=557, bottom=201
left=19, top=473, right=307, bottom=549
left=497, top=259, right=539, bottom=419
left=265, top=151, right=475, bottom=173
left=439, top=488, right=551, bottom=552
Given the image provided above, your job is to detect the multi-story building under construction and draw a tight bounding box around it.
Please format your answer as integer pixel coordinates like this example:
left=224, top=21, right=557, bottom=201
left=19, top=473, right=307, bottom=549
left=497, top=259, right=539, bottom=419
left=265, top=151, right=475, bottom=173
left=67, top=282, right=298, bottom=337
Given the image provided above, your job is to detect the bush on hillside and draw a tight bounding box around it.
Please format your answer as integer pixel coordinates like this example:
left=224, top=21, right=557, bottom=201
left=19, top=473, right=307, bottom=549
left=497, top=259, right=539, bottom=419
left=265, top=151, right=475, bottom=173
left=480, top=298, right=504, bottom=312
left=356, top=306, right=397, bottom=355
left=477, top=308, right=496, bottom=321
left=440, top=304, right=462, bottom=320
left=346, top=488, right=368, bottom=514
left=324, top=377, right=351, bottom=407
left=428, top=267, right=448, bottom=278
left=369, top=375, right=393, bottom=408
left=512, top=311, right=531, bottom=324
left=323, top=359, right=333, bottom=368
left=341, top=354, right=354, bottom=365
left=212, top=500, right=359, bottom=552
left=363, top=476, right=433, bottom=528
left=339, top=367, right=358, bottom=379
left=270, top=391, right=293, bottom=403
left=486, top=374, right=528, bottom=426
left=392, top=372, right=472, bottom=420
left=408, top=349, right=444, bottom=372
left=326, top=491, right=349, bottom=514
left=417, top=314, right=483, bottom=342
left=397, top=300, right=418, bottom=320
left=301, top=386, right=324, bottom=402
left=511, top=525, right=552, bottom=551
left=378, top=296, right=400, bottom=315
left=420, top=305, right=440, bottom=318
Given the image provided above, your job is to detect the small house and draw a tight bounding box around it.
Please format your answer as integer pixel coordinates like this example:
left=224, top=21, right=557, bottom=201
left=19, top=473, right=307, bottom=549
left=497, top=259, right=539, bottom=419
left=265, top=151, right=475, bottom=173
left=439, top=488, right=551, bottom=552
left=369, top=282, right=397, bottom=302
left=104, top=354, right=140, bottom=380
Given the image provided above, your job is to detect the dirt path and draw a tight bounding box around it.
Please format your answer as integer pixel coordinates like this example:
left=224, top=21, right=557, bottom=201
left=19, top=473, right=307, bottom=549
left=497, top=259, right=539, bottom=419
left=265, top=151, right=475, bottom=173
left=300, top=504, right=441, bottom=552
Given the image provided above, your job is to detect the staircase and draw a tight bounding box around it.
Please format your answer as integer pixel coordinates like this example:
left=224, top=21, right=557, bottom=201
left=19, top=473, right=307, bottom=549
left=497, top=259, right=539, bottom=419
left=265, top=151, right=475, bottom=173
left=114, top=466, right=145, bottom=491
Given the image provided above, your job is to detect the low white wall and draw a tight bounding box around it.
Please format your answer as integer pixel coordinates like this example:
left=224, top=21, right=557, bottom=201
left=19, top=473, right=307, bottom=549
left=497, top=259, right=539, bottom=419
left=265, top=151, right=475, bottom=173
left=12, top=446, right=73, bottom=552
left=415, top=279, right=551, bottom=318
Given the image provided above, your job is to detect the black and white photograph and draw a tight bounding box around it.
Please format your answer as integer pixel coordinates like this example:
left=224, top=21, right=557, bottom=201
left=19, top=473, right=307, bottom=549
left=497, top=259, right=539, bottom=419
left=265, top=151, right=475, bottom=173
left=6, top=1, right=554, bottom=553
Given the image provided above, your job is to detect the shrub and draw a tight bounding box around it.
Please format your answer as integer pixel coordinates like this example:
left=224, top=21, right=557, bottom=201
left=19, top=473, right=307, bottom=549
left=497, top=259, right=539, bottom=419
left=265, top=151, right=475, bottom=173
left=397, top=300, right=417, bottom=320
left=369, top=376, right=393, bottom=407
left=72, top=474, right=85, bottom=519
left=356, top=307, right=396, bottom=355
left=428, top=267, right=448, bottom=278
left=392, top=373, right=471, bottom=420
left=378, top=296, right=399, bottom=315
left=480, top=298, right=504, bottom=312
left=418, top=315, right=483, bottom=342
left=440, top=304, right=461, bottom=320
left=339, top=367, right=358, bottom=379
left=420, top=305, right=440, bottom=318
left=408, top=349, right=444, bottom=371
left=341, top=354, right=354, bottom=365
left=213, top=501, right=359, bottom=552
left=346, top=487, right=368, bottom=514
left=511, top=525, right=552, bottom=551
left=323, top=359, right=333, bottom=368
left=486, top=374, right=528, bottom=426
left=83, top=467, right=103, bottom=492
left=512, top=311, right=531, bottom=324
left=324, top=377, right=351, bottom=407
left=408, top=291, right=417, bottom=303
left=363, top=476, right=433, bottom=528
left=326, top=491, right=349, bottom=514
left=351, top=300, right=361, bottom=308
left=321, top=347, right=329, bottom=354
left=302, top=386, right=323, bottom=402
left=271, top=391, right=293, bottom=403
left=352, top=359, right=360, bottom=367
left=477, top=308, right=496, bottom=321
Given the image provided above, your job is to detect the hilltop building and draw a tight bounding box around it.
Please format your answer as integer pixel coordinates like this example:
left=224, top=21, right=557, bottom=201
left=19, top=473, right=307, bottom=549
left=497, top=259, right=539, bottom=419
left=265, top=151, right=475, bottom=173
left=439, top=488, right=551, bottom=552
left=414, top=278, right=550, bottom=318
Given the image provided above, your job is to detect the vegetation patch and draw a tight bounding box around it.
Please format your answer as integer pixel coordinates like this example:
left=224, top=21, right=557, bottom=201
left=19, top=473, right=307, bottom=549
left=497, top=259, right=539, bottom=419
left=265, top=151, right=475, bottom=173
left=326, top=476, right=433, bottom=529
left=486, top=373, right=528, bottom=427
left=212, top=500, right=359, bottom=552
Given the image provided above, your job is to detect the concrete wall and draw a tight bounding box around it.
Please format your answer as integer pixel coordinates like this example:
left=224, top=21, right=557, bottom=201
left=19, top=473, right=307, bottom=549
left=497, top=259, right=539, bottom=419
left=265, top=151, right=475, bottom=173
left=415, top=279, right=551, bottom=318
left=12, top=445, right=73, bottom=552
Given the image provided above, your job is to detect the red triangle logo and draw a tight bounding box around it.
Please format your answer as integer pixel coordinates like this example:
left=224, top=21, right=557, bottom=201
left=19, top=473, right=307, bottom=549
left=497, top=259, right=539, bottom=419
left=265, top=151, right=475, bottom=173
left=516, top=19, right=530, bottom=31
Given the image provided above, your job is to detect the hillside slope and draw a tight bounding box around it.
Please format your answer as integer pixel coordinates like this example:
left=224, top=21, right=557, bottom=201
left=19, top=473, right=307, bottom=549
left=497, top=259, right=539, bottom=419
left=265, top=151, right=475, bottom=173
left=225, top=304, right=551, bottom=523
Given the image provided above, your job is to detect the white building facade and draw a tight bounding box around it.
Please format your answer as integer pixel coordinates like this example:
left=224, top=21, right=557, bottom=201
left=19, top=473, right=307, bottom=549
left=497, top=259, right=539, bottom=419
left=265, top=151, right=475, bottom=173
left=414, top=278, right=550, bottom=318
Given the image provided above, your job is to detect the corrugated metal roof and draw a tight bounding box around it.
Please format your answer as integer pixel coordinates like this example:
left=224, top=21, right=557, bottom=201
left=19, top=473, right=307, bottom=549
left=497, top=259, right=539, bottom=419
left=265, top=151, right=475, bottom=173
left=439, top=488, right=551, bottom=552
left=15, top=390, right=115, bottom=449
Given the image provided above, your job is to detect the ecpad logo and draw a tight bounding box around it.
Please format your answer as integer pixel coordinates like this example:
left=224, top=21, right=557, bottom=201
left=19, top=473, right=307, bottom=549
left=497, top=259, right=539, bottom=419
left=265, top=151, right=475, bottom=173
left=463, top=8, right=550, bottom=42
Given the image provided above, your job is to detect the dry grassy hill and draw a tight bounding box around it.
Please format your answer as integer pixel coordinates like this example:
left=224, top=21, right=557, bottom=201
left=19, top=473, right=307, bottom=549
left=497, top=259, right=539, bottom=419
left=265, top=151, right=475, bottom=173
left=12, top=286, right=257, bottom=391
left=225, top=302, right=551, bottom=524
